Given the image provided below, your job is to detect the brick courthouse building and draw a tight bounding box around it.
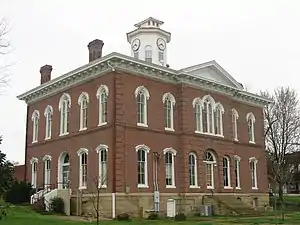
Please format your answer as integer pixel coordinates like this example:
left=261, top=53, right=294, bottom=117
left=17, top=17, right=271, bottom=217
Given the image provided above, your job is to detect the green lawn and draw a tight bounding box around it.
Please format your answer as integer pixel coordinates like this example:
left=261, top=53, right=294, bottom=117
left=2, top=206, right=300, bottom=224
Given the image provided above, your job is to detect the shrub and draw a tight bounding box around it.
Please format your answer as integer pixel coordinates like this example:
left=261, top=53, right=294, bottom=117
left=147, top=212, right=159, bottom=220
left=0, top=198, right=9, bottom=220
left=116, top=212, right=131, bottom=221
left=175, top=212, right=186, bottom=221
left=4, top=180, right=32, bottom=204
left=49, top=196, right=64, bottom=214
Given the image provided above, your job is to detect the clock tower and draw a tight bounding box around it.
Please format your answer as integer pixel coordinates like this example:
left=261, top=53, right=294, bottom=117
left=126, top=17, right=171, bottom=66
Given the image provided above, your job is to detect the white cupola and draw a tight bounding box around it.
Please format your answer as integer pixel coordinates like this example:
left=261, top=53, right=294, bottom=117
left=126, top=17, right=171, bottom=66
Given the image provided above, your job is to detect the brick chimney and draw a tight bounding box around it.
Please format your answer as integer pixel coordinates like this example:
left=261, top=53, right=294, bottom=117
left=40, top=65, right=52, bottom=84
left=88, top=39, right=104, bottom=62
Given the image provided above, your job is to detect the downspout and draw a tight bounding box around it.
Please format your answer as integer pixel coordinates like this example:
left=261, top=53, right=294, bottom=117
left=24, top=104, right=29, bottom=182
left=153, top=152, right=160, bottom=212
left=108, top=60, right=116, bottom=218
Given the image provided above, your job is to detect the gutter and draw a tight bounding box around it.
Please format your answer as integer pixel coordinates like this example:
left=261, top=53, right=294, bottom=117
left=24, top=105, right=29, bottom=182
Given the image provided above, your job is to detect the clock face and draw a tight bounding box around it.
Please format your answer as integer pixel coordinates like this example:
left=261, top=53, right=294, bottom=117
left=131, top=38, right=141, bottom=51
left=157, top=38, right=166, bottom=50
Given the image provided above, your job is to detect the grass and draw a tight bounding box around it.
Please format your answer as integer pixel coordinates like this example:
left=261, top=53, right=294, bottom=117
left=2, top=206, right=300, bottom=224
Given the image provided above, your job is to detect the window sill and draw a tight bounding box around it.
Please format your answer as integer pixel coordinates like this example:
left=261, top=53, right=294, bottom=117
left=233, top=138, right=239, bottom=142
left=59, top=132, right=69, bottom=137
left=224, top=186, right=233, bottom=189
left=32, top=140, right=38, bottom=144
left=189, top=185, right=200, bottom=189
left=78, top=186, right=87, bottom=190
left=207, top=186, right=215, bottom=190
left=137, top=123, right=148, bottom=128
left=249, top=141, right=256, bottom=144
left=79, top=127, right=87, bottom=131
left=166, top=185, right=176, bottom=189
left=194, top=131, right=224, bottom=138
left=236, top=187, right=241, bottom=190
left=44, top=137, right=51, bottom=141
left=98, top=184, right=107, bottom=189
left=165, top=127, right=175, bottom=132
left=137, top=184, right=149, bottom=188
left=98, top=122, right=107, bottom=127
left=252, top=187, right=258, bottom=190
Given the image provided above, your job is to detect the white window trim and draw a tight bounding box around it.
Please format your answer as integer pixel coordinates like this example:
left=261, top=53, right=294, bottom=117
left=249, top=157, right=258, bottom=189
left=189, top=153, right=199, bottom=188
left=44, top=105, right=53, bottom=140
left=163, top=147, right=177, bottom=188
left=134, top=86, right=150, bottom=127
left=234, top=155, right=241, bottom=189
left=59, top=93, right=71, bottom=136
left=77, top=92, right=90, bottom=131
left=204, top=151, right=216, bottom=189
left=96, top=85, right=109, bottom=126
left=135, top=144, right=150, bottom=188
left=214, top=103, right=225, bottom=137
left=95, top=144, right=109, bottom=188
left=162, top=92, right=176, bottom=131
left=193, top=97, right=203, bottom=133
left=223, top=156, right=232, bottom=189
left=145, top=45, right=152, bottom=63
left=232, top=108, right=239, bottom=141
left=30, top=157, right=38, bottom=189
left=246, top=112, right=256, bottom=144
left=202, top=95, right=215, bottom=134
left=42, top=155, right=52, bottom=189
left=31, top=110, right=40, bottom=143
left=77, top=148, right=89, bottom=189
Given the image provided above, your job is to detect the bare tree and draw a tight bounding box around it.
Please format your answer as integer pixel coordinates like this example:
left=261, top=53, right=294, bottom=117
left=262, top=87, right=300, bottom=214
left=0, top=18, right=10, bottom=92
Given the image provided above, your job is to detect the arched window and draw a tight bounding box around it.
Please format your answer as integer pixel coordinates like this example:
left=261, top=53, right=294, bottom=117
left=204, top=151, right=216, bottom=189
left=249, top=157, right=258, bottom=189
left=162, top=93, right=176, bottom=131
left=135, top=144, right=150, bottom=188
left=44, top=105, right=53, bottom=140
left=163, top=147, right=177, bottom=188
left=193, top=97, right=203, bottom=133
left=31, top=110, right=40, bottom=143
left=77, top=148, right=88, bottom=189
left=30, top=157, right=38, bottom=188
left=223, top=156, right=231, bottom=188
left=202, top=95, right=215, bottom=134
left=135, top=86, right=150, bottom=127
left=189, top=153, right=198, bottom=187
left=234, top=155, right=241, bottom=189
left=214, top=103, right=224, bottom=135
left=232, top=109, right=239, bottom=141
left=43, top=155, right=52, bottom=189
left=96, top=144, right=108, bottom=188
left=78, top=92, right=89, bottom=131
left=145, top=45, right=152, bottom=63
left=59, top=93, right=71, bottom=135
left=96, top=85, right=109, bottom=126
left=247, top=113, right=256, bottom=143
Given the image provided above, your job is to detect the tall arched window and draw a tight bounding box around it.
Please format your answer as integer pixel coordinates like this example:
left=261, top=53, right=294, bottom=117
left=202, top=95, right=215, bottom=134
left=204, top=151, right=216, bottom=189
left=96, top=144, right=108, bottom=188
left=96, top=85, right=109, bottom=126
left=214, top=103, right=224, bottom=135
left=247, top=112, right=256, bottom=143
left=135, top=144, right=150, bottom=188
left=223, top=156, right=231, bottom=188
left=31, top=110, right=40, bottom=143
left=163, top=147, right=177, bottom=188
left=30, top=157, right=38, bottom=189
left=232, top=108, right=239, bottom=141
left=59, top=93, right=71, bottom=135
left=44, top=105, right=53, bottom=140
left=145, top=45, right=152, bottom=63
left=193, top=97, right=203, bottom=133
left=135, top=86, right=150, bottom=127
left=189, top=153, right=198, bottom=187
left=43, top=155, right=51, bottom=189
left=78, top=92, right=89, bottom=131
left=234, top=155, right=241, bottom=189
left=249, top=157, right=258, bottom=189
left=162, top=93, right=176, bottom=131
left=77, top=148, right=88, bottom=189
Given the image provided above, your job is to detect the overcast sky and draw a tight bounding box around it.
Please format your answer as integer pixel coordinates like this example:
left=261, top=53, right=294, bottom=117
left=0, top=0, right=299, bottom=164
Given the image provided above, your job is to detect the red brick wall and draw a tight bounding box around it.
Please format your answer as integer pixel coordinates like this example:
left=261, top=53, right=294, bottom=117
left=25, top=71, right=268, bottom=194
left=13, top=165, right=25, bottom=181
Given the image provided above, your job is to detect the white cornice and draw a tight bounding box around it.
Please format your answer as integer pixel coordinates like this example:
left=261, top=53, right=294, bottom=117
left=17, top=52, right=272, bottom=107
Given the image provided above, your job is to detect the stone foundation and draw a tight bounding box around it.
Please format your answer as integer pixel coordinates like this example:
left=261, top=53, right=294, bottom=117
left=70, top=192, right=270, bottom=218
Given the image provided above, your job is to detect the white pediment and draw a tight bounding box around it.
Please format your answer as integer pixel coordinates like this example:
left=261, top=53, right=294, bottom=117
left=180, top=60, right=243, bottom=90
